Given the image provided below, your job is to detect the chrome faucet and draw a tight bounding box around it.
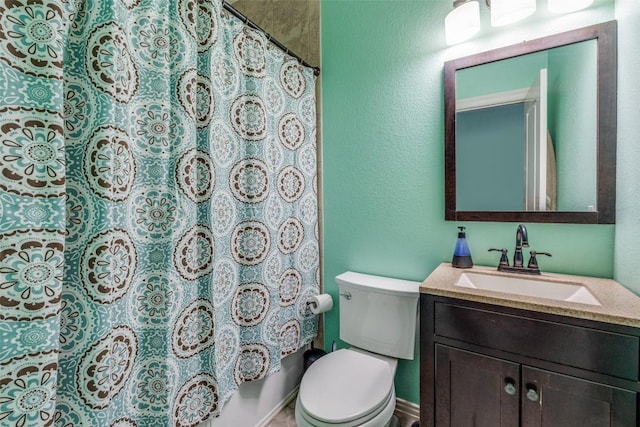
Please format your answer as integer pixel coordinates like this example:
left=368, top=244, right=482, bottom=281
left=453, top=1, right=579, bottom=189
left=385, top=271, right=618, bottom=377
left=488, top=224, right=552, bottom=275
left=513, top=224, right=529, bottom=268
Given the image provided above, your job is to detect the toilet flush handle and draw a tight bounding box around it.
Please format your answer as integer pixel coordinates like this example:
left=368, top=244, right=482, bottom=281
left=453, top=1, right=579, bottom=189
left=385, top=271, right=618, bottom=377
left=339, top=292, right=352, bottom=300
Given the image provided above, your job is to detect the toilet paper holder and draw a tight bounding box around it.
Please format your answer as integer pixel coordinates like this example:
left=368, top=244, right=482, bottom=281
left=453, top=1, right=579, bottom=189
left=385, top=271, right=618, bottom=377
left=305, top=294, right=334, bottom=314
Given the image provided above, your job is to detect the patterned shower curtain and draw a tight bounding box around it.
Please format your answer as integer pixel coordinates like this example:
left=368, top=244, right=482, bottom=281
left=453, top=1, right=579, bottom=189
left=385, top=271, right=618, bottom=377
left=0, top=0, right=319, bottom=426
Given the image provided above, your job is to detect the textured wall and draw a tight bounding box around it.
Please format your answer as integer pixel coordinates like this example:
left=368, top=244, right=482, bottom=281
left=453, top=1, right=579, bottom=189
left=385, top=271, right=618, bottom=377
left=322, top=0, right=619, bottom=405
left=614, top=0, right=640, bottom=294
left=550, top=41, right=598, bottom=211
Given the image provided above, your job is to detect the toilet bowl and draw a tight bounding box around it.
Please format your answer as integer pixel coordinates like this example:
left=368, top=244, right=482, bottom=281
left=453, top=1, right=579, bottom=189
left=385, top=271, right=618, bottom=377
left=295, top=349, right=397, bottom=427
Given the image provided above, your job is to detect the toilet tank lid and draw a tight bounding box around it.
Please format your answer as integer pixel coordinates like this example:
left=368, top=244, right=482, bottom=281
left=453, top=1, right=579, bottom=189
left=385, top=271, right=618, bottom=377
left=336, top=271, right=420, bottom=297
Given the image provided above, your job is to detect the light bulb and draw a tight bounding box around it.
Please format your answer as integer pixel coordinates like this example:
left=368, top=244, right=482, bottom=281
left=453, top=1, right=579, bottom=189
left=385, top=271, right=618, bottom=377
left=445, top=1, right=481, bottom=45
left=490, top=0, right=537, bottom=27
left=548, top=0, right=594, bottom=14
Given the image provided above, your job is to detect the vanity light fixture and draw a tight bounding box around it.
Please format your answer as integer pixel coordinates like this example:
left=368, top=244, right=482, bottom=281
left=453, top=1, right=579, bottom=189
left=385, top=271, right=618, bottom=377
left=548, top=0, right=594, bottom=14
left=445, top=0, right=595, bottom=45
left=444, top=0, right=534, bottom=45
left=489, top=0, right=537, bottom=27
left=445, top=0, right=481, bottom=45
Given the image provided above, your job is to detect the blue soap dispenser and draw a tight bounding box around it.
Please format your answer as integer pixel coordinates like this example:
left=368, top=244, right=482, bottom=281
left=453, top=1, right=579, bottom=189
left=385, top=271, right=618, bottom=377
left=452, top=226, right=473, bottom=268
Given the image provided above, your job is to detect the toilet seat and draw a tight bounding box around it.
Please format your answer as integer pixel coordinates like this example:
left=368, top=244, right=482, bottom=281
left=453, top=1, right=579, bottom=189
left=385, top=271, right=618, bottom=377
left=296, top=387, right=396, bottom=427
left=298, top=349, right=395, bottom=425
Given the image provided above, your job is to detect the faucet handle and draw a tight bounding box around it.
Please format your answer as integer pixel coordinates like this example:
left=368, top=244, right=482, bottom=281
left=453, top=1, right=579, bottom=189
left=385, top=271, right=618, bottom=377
left=527, top=251, right=552, bottom=269
left=488, top=248, right=509, bottom=267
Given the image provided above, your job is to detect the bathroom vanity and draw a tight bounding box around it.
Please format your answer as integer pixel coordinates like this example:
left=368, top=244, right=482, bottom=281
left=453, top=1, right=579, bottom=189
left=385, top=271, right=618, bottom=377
left=420, top=263, right=640, bottom=427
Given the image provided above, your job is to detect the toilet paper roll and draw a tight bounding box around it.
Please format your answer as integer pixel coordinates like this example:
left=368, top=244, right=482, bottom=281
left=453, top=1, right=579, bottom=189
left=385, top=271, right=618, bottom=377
left=308, top=294, right=333, bottom=314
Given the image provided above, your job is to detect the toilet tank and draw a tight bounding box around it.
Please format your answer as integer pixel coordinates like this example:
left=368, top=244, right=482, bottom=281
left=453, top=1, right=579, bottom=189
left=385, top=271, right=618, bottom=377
left=336, top=271, right=420, bottom=360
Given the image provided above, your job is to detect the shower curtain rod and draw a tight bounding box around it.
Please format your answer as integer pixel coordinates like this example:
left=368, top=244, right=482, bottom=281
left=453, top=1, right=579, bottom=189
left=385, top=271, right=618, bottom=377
left=222, top=1, right=321, bottom=76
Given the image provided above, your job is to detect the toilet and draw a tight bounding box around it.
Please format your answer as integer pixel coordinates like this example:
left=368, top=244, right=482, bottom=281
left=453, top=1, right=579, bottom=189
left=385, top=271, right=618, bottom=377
left=295, top=271, right=420, bottom=427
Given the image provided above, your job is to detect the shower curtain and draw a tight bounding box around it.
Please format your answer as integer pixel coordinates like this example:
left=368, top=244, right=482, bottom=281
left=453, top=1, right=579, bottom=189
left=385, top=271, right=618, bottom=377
left=0, top=0, right=319, bottom=426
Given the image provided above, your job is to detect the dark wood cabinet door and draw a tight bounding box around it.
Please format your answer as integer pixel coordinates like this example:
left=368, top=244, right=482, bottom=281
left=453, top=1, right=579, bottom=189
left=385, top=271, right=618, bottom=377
left=521, top=366, right=637, bottom=427
left=435, top=345, right=520, bottom=427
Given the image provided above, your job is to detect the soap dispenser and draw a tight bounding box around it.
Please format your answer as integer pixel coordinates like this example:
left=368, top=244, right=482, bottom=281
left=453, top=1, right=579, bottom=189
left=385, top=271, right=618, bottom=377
left=452, top=226, right=473, bottom=268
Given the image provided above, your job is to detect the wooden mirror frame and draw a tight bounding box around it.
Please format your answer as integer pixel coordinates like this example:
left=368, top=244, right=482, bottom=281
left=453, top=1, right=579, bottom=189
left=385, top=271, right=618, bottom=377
left=445, top=21, right=617, bottom=224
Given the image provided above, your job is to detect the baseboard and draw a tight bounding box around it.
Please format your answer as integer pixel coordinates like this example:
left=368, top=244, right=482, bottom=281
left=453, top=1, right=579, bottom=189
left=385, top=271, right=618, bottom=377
left=255, top=390, right=419, bottom=427
left=255, top=385, right=299, bottom=427
left=394, top=397, right=420, bottom=425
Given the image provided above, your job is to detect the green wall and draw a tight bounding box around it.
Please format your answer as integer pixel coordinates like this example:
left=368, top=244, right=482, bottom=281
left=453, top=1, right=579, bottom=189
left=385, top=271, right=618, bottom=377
left=548, top=41, right=598, bottom=211
left=614, top=1, right=640, bottom=293
left=322, top=0, right=624, bottom=405
left=457, top=104, right=526, bottom=210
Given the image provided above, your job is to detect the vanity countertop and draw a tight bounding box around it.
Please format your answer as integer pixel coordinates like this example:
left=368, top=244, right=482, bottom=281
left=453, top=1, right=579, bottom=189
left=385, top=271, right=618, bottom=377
left=421, top=263, right=640, bottom=328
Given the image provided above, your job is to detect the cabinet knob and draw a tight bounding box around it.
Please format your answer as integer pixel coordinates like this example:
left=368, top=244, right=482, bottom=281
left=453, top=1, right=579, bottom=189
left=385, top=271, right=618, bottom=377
left=504, top=378, right=517, bottom=395
left=504, top=383, right=517, bottom=395
left=526, top=384, right=539, bottom=402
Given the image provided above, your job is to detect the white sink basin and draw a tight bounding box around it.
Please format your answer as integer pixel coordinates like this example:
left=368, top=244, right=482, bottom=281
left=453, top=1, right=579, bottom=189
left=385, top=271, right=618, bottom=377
left=455, top=272, right=601, bottom=306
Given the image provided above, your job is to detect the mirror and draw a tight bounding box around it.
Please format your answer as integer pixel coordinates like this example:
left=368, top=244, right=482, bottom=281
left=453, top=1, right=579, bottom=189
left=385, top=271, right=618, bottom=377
left=445, top=21, right=617, bottom=224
